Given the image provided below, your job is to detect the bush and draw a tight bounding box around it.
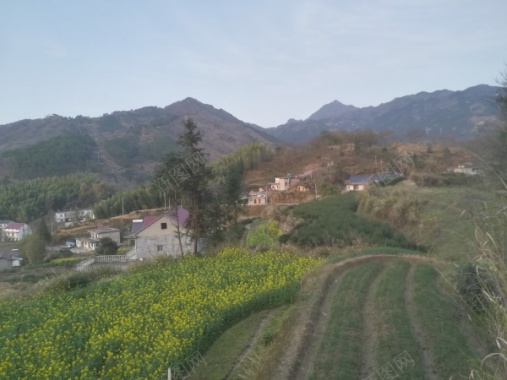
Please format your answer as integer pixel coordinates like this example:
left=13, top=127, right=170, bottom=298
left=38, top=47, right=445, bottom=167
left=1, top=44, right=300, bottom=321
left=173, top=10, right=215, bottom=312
left=42, top=267, right=120, bottom=292
left=95, top=237, right=118, bottom=255
left=455, top=262, right=499, bottom=313
left=286, top=193, right=417, bottom=249
left=224, top=223, right=246, bottom=244
left=44, top=248, right=72, bottom=263
left=246, top=221, right=282, bottom=250
left=411, top=172, right=483, bottom=187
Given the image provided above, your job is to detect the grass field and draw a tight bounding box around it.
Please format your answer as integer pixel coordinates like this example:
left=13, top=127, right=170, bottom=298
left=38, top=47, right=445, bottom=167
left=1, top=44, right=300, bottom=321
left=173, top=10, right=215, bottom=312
left=191, top=255, right=492, bottom=380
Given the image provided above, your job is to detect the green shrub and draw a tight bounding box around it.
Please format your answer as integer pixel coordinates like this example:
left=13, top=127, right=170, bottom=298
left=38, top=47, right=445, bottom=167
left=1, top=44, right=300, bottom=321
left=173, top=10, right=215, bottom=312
left=245, top=221, right=282, bottom=250
left=286, top=193, right=417, bottom=249
left=224, top=223, right=246, bottom=244
left=455, top=262, right=499, bottom=313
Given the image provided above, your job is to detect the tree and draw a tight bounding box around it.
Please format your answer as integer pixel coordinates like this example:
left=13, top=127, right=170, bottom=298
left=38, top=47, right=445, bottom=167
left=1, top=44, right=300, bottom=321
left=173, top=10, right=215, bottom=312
left=153, top=119, right=246, bottom=252
left=95, top=237, right=118, bottom=255
left=35, top=218, right=52, bottom=243
left=18, top=234, right=46, bottom=265
left=154, top=119, right=213, bottom=254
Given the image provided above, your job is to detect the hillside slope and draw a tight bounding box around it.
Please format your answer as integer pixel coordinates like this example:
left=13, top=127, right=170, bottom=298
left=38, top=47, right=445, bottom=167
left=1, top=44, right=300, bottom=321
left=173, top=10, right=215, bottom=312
left=266, top=84, right=500, bottom=142
left=0, top=98, right=275, bottom=186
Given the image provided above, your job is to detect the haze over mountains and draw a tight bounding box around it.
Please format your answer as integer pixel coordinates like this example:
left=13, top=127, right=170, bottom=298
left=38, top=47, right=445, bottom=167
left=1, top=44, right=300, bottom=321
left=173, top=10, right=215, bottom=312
left=0, top=84, right=500, bottom=186
left=266, top=84, right=500, bottom=142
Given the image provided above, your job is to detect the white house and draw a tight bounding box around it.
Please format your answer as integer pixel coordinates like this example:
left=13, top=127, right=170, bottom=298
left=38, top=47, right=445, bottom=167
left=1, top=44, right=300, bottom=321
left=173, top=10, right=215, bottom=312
left=446, top=163, right=481, bottom=176
left=55, top=209, right=95, bottom=226
left=0, top=220, right=12, bottom=241
left=75, top=226, right=121, bottom=251
left=3, top=222, right=32, bottom=241
left=126, top=206, right=195, bottom=260
left=345, top=173, right=403, bottom=192
left=0, top=251, right=23, bottom=270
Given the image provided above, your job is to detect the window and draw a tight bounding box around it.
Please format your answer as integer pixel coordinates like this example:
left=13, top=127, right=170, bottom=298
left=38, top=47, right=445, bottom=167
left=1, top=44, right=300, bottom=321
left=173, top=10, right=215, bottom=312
left=161, top=222, right=167, bottom=230
left=157, top=245, right=164, bottom=252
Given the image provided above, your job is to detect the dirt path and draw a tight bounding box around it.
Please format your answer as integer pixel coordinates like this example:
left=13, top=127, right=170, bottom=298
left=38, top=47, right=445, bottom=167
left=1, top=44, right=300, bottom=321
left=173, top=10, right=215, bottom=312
left=360, top=264, right=391, bottom=378
left=405, top=263, right=438, bottom=380
left=270, top=254, right=434, bottom=380
left=224, top=310, right=273, bottom=380
left=272, top=254, right=439, bottom=380
left=293, top=266, right=345, bottom=380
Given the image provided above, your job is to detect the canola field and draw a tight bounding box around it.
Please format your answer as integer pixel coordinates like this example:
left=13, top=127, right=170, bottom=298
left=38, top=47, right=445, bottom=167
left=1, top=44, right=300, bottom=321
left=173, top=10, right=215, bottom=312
left=0, top=248, right=317, bottom=379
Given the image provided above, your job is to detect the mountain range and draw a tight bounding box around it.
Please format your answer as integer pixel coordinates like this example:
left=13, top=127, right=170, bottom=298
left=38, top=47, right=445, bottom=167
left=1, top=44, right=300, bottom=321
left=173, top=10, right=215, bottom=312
left=266, top=84, right=501, bottom=142
left=0, top=84, right=501, bottom=186
left=0, top=98, right=275, bottom=187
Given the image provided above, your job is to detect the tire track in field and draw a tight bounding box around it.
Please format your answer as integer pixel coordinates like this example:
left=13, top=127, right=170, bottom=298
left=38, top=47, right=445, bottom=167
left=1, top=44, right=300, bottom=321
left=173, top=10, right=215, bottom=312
left=405, top=263, right=438, bottom=380
left=293, top=267, right=345, bottom=380
left=223, top=310, right=273, bottom=380
left=360, top=263, right=392, bottom=379
left=270, top=254, right=437, bottom=380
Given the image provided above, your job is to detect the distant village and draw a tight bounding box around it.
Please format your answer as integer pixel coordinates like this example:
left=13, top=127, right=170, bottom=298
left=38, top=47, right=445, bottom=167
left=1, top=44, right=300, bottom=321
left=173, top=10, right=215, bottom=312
left=0, top=160, right=480, bottom=272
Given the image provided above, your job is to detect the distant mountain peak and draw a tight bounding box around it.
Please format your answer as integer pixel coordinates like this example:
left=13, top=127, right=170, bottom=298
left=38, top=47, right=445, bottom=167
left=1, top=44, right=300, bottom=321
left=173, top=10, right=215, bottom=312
left=265, top=84, right=501, bottom=143
left=308, top=100, right=358, bottom=120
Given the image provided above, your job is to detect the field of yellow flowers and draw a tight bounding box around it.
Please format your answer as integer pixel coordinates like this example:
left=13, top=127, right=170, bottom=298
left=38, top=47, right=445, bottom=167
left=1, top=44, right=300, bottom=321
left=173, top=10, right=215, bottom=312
left=0, top=248, right=317, bottom=379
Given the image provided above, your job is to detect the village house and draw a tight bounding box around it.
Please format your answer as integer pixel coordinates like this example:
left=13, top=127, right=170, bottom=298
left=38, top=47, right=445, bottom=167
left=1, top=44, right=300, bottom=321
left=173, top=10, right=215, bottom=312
left=446, top=163, right=481, bottom=176
left=296, top=183, right=311, bottom=192
left=75, top=226, right=121, bottom=251
left=268, top=177, right=289, bottom=191
left=125, top=206, right=195, bottom=260
left=3, top=222, right=32, bottom=241
left=55, top=209, right=95, bottom=226
left=0, top=250, right=23, bottom=270
left=0, top=220, right=12, bottom=241
left=247, top=188, right=268, bottom=206
left=345, top=173, right=402, bottom=192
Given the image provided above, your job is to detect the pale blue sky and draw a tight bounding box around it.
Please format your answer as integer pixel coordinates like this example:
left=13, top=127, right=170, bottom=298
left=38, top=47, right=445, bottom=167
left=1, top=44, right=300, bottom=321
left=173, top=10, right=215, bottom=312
left=1, top=0, right=506, bottom=128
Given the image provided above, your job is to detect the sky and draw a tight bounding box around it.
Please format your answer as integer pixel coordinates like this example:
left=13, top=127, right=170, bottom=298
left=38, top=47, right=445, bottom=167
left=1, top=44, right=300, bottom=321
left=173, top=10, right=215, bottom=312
left=1, top=0, right=507, bottom=128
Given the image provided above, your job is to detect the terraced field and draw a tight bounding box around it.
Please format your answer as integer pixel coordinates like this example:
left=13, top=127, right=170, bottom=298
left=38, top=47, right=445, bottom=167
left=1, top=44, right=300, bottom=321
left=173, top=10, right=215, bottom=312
left=195, top=255, right=492, bottom=380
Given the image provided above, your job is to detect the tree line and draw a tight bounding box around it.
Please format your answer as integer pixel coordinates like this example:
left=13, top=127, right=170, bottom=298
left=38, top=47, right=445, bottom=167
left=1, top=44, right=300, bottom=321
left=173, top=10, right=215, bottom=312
left=1, top=134, right=97, bottom=180
left=0, top=174, right=110, bottom=222
left=93, top=140, right=274, bottom=220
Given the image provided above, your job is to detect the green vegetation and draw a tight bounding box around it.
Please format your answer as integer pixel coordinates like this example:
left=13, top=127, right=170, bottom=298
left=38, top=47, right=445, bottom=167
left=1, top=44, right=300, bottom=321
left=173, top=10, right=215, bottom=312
left=0, top=248, right=317, bottom=379
left=0, top=174, right=109, bottom=222
left=286, top=193, right=417, bottom=249
left=411, top=263, right=486, bottom=378
left=358, top=184, right=490, bottom=261
left=103, top=135, right=139, bottom=164
left=309, top=261, right=383, bottom=379
left=95, top=237, right=119, bottom=255
left=245, top=221, right=282, bottom=250
left=138, top=132, right=179, bottom=161
left=372, top=261, right=425, bottom=379
left=1, top=134, right=97, bottom=179
left=93, top=185, right=160, bottom=219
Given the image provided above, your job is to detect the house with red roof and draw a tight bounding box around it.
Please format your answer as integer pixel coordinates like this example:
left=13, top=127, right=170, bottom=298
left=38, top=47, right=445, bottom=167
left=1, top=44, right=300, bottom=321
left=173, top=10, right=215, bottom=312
left=3, top=222, right=31, bottom=241
left=125, top=206, right=195, bottom=260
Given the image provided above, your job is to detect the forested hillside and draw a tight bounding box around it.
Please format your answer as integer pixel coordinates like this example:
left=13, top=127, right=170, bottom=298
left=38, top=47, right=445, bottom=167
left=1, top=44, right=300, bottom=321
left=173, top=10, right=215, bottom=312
left=0, top=174, right=110, bottom=222
left=0, top=98, right=275, bottom=188
left=0, top=134, right=98, bottom=180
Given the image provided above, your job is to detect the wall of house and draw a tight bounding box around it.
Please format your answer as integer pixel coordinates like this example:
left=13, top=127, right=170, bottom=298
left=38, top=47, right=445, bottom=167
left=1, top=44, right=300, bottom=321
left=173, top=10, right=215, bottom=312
left=346, top=184, right=366, bottom=191
left=0, top=259, right=12, bottom=270
left=94, top=231, right=121, bottom=245
left=134, top=234, right=193, bottom=259
left=132, top=215, right=194, bottom=259
left=4, top=226, right=31, bottom=241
